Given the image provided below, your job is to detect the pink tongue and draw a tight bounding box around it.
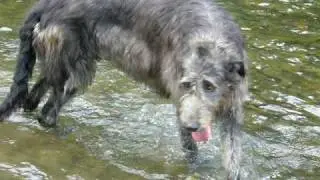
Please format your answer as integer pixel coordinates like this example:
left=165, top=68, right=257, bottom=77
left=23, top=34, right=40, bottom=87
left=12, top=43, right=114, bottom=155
left=191, top=125, right=212, bottom=142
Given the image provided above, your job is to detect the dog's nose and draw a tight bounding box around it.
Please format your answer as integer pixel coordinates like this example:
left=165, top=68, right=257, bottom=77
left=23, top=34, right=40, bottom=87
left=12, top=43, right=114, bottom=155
left=186, top=122, right=200, bottom=132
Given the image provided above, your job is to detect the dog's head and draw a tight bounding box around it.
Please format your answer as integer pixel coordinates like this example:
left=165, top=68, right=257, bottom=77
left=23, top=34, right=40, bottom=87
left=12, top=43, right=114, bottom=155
left=177, top=41, right=248, bottom=141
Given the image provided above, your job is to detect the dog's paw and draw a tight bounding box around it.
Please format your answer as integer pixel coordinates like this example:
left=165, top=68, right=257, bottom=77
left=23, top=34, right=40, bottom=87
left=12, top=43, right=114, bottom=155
left=23, top=98, right=39, bottom=112
left=227, top=172, right=241, bottom=180
left=37, top=114, right=57, bottom=128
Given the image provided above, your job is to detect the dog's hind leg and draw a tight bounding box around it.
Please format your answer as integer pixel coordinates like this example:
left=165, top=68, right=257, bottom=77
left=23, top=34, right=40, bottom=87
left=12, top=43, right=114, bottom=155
left=38, top=86, right=77, bottom=127
left=0, top=10, right=42, bottom=120
left=23, top=78, right=49, bottom=112
left=33, top=21, right=97, bottom=127
left=39, top=91, right=55, bottom=120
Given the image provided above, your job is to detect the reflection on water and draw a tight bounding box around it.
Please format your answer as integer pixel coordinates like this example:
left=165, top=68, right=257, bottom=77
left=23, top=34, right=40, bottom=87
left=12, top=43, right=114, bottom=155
left=0, top=0, right=320, bottom=179
left=0, top=162, right=49, bottom=180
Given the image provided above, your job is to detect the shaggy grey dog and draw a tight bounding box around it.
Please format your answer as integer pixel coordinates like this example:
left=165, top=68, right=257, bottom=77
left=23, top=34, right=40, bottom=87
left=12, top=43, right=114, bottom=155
left=0, top=0, right=249, bottom=179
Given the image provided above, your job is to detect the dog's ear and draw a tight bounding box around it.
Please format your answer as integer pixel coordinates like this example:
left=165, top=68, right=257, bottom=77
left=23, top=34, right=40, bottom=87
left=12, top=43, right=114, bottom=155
left=225, top=61, right=246, bottom=78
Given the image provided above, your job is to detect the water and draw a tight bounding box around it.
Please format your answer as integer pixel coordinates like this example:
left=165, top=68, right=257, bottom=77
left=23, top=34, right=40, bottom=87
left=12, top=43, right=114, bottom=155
left=0, top=0, right=319, bottom=179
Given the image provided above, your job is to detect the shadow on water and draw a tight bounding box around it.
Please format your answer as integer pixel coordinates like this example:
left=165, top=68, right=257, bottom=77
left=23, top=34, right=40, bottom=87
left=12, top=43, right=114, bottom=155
left=0, top=0, right=320, bottom=179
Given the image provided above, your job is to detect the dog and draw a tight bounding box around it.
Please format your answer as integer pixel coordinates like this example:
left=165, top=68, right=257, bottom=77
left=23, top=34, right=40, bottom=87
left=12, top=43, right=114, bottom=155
left=0, top=0, right=249, bottom=179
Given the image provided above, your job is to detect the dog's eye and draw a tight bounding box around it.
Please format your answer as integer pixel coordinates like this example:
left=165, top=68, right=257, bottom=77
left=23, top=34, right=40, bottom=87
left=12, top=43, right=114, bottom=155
left=180, top=81, right=192, bottom=90
left=203, top=80, right=215, bottom=92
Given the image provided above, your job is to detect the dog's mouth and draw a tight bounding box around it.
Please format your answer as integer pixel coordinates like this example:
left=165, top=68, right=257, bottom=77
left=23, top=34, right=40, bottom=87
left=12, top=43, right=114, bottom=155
left=191, top=125, right=212, bottom=142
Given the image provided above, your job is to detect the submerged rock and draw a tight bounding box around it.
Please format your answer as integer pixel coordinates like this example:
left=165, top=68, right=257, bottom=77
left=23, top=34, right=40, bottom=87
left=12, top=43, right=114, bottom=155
left=0, top=27, right=12, bottom=32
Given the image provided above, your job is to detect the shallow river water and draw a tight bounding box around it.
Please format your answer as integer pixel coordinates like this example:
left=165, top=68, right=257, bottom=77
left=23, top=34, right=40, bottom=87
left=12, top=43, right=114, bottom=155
left=0, top=0, right=319, bottom=179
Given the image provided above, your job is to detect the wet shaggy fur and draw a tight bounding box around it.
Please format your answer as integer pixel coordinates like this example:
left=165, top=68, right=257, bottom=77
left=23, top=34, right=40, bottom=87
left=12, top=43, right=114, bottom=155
left=0, top=0, right=249, bottom=179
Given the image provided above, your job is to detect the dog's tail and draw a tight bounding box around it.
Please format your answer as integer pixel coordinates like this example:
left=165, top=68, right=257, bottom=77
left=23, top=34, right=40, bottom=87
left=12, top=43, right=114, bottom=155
left=0, top=10, right=42, bottom=120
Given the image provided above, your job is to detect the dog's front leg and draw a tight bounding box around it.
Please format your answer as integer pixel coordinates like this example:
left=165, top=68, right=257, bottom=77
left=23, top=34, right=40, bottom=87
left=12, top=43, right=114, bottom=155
left=220, top=107, right=242, bottom=180
left=178, top=123, right=198, bottom=163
